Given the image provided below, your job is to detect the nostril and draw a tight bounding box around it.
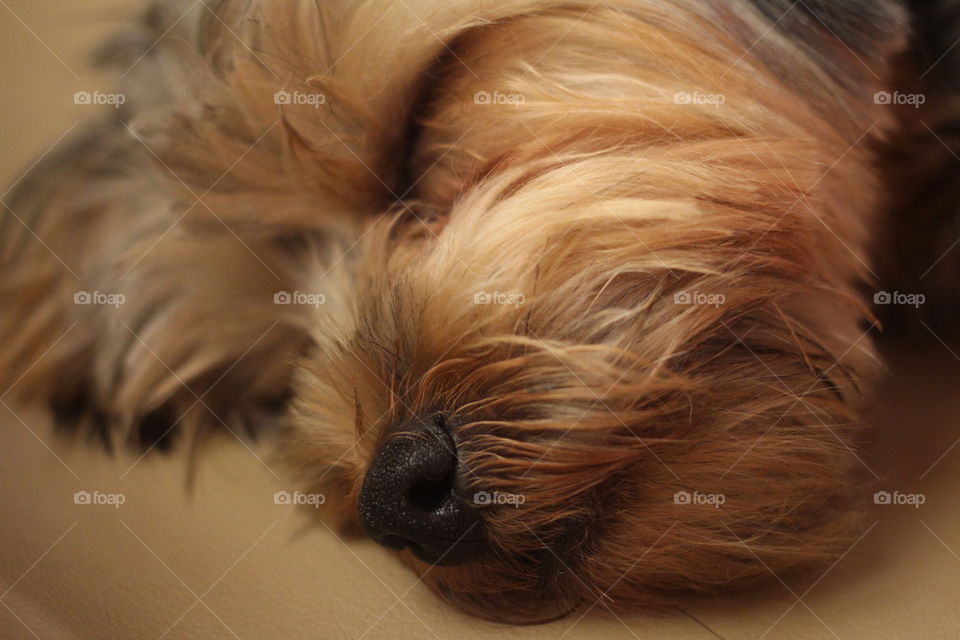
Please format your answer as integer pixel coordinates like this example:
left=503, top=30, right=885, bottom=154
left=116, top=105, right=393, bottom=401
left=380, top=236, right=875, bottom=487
left=409, top=472, right=454, bottom=511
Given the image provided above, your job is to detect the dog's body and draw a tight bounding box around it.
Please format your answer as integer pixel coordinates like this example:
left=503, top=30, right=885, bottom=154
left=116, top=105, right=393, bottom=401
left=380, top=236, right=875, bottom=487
left=1, top=0, right=955, bottom=623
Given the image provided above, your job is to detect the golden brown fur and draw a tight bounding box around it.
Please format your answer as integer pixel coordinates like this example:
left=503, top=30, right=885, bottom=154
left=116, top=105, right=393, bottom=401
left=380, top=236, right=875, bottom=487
left=0, top=0, right=921, bottom=624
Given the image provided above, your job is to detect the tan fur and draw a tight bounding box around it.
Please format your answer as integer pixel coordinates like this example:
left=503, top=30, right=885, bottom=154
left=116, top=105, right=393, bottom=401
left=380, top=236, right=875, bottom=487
left=1, top=0, right=908, bottom=623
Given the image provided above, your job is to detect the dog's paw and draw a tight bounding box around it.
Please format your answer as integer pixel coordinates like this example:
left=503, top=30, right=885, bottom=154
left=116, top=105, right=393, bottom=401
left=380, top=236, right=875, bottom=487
left=49, top=382, right=114, bottom=452
left=49, top=379, right=292, bottom=454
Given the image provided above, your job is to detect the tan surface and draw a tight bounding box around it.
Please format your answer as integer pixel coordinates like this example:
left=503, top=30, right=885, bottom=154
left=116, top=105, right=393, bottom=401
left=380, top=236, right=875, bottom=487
left=2, top=2, right=960, bottom=638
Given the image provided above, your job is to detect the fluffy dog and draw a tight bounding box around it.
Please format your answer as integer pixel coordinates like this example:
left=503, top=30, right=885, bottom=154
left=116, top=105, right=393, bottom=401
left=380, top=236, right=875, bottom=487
left=0, top=0, right=953, bottom=624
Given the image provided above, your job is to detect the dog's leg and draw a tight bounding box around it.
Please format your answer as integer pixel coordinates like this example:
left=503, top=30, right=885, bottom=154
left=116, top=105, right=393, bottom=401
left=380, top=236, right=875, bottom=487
left=0, top=119, right=355, bottom=451
left=1, top=123, right=151, bottom=447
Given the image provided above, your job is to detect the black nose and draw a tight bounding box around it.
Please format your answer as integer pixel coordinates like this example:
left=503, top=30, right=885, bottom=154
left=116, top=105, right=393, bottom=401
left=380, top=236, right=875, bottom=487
left=358, top=414, right=484, bottom=565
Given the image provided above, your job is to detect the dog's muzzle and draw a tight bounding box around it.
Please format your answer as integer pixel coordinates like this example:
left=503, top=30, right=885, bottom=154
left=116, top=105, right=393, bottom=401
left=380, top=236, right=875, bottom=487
left=358, top=414, right=485, bottom=565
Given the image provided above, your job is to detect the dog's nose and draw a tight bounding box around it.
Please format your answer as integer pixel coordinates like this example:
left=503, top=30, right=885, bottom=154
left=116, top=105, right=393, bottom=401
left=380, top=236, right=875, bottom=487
left=358, top=414, right=484, bottom=565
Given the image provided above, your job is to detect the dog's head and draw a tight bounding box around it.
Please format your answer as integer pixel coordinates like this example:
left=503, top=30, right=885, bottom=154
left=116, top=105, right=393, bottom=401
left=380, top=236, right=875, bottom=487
left=278, top=0, right=902, bottom=623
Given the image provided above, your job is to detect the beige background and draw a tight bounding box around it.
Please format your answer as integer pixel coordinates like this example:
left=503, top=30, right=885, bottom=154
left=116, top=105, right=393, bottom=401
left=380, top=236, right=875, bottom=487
left=2, top=1, right=960, bottom=638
